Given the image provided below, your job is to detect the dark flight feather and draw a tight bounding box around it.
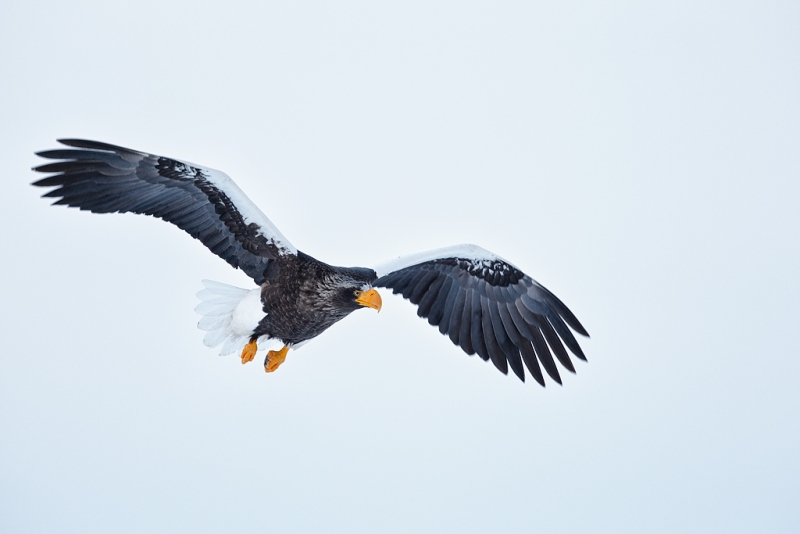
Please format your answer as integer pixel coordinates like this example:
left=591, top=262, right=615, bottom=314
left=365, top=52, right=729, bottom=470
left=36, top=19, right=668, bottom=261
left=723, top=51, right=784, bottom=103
left=374, top=246, right=589, bottom=385
left=32, top=139, right=295, bottom=284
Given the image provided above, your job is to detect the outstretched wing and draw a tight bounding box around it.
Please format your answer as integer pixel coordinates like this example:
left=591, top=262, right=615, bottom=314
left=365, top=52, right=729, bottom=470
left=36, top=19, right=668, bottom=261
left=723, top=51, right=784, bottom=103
left=32, top=139, right=295, bottom=284
left=373, top=244, right=589, bottom=386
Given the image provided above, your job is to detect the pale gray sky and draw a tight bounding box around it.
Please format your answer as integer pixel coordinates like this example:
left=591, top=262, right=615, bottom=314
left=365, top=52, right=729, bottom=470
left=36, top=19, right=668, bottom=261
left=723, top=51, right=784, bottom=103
left=1, top=1, right=798, bottom=532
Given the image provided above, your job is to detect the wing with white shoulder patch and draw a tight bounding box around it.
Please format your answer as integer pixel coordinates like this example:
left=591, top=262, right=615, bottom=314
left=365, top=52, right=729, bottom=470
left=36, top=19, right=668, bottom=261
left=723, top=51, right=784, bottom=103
left=373, top=244, right=590, bottom=386
left=33, top=139, right=296, bottom=284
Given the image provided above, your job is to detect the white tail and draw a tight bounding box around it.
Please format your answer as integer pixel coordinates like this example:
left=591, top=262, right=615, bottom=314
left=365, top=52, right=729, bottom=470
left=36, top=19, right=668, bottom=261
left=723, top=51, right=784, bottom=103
left=195, top=280, right=279, bottom=356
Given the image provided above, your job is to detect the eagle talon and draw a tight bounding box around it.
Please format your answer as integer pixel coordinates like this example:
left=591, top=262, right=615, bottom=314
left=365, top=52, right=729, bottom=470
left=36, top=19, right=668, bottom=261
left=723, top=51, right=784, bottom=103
left=241, top=339, right=257, bottom=364
left=265, top=346, right=289, bottom=373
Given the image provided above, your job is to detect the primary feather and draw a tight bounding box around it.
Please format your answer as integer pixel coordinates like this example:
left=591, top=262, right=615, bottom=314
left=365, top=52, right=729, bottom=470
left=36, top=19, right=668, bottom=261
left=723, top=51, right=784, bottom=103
left=373, top=245, right=589, bottom=385
left=33, top=139, right=294, bottom=284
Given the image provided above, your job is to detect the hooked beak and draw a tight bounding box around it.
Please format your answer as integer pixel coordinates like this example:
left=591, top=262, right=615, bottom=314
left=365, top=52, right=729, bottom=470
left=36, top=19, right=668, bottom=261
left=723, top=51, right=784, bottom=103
left=355, top=288, right=382, bottom=312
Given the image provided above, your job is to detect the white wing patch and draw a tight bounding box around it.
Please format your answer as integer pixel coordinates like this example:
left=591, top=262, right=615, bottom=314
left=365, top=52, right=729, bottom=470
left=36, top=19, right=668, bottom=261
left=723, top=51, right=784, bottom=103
left=372, top=244, right=519, bottom=278
left=192, top=164, right=297, bottom=257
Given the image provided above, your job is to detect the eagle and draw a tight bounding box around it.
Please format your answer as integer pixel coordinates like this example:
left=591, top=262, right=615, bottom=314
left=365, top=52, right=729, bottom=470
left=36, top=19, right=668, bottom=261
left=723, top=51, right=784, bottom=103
left=32, top=139, right=589, bottom=385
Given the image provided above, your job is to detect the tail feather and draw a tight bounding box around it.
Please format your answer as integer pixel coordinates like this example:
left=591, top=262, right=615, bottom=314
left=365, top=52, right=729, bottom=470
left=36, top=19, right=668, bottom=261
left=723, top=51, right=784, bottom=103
left=220, top=334, right=244, bottom=356
left=197, top=314, right=228, bottom=332
left=195, top=300, right=240, bottom=316
left=195, top=279, right=276, bottom=356
left=204, top=327, right=233, bottom=349
left=196, top=293, right=246, bottom=305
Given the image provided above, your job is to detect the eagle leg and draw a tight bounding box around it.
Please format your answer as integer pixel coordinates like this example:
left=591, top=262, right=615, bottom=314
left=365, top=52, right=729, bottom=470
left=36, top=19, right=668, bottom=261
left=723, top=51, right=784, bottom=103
left=241, top=339, right=258, bottom=364
left=265, top=346, right=289, bottom=373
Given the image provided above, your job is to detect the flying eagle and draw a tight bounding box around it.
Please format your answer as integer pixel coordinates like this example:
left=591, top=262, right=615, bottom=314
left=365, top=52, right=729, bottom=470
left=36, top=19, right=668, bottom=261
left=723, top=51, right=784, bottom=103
left=32, top=139, right=589, bottom=385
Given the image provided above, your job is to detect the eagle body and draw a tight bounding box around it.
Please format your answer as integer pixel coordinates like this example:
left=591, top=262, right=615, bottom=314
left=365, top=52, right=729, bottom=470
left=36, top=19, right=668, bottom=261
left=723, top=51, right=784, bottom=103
left=33, top=139, right=590, bottom=385
left=254, top=251, right=378, bottom=346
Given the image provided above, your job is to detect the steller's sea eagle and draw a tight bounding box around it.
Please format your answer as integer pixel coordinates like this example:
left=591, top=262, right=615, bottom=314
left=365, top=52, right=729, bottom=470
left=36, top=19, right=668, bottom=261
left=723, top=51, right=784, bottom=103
left=32, top=139, right=589, bottom=385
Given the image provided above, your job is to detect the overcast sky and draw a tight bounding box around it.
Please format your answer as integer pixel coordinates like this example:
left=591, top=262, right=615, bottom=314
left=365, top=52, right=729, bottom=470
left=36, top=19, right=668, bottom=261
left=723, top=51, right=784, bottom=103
left=1, top=1, right=798, bottom=532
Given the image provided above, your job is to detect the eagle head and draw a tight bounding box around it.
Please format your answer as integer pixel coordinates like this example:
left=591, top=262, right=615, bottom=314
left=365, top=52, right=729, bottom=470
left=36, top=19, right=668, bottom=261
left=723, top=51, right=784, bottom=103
left=327, top=267, right=381, bottom=313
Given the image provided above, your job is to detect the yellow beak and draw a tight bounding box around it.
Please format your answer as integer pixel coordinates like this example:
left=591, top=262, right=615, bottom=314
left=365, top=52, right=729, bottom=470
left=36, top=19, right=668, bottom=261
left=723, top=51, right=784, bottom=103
left=355, top=288, right=382, bottom=312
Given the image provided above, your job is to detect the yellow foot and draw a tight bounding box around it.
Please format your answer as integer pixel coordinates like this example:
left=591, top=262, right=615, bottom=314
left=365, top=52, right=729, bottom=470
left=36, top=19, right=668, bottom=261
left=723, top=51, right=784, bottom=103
left=241, top=339, right=257, bottom=364
left=265, top=346, right=289, bottom=373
